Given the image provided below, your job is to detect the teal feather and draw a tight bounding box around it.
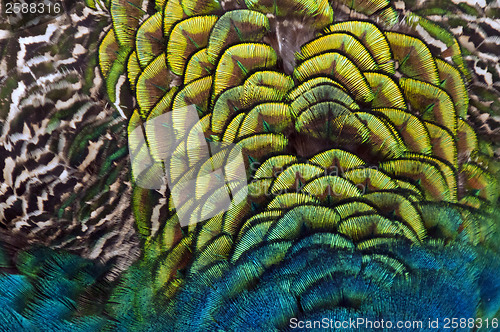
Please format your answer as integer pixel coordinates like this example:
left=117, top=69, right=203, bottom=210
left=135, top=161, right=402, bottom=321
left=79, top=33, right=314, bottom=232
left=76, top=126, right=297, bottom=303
left=0, top=0, right=500, bottom=330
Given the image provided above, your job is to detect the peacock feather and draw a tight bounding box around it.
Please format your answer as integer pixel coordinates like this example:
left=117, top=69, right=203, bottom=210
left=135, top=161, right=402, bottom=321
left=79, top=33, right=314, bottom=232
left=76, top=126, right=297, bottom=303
left=0, top=0, right=499, bottom=330
left=0, top=1, right=140, bottom=280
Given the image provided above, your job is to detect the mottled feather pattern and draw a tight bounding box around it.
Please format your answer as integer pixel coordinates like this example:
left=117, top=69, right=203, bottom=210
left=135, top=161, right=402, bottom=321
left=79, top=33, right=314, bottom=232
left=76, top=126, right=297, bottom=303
left=0, top=2, right=139, bottom=279
left=0, top=0, right=499, bottom=330
left=394, top=0, right=500, bottom=157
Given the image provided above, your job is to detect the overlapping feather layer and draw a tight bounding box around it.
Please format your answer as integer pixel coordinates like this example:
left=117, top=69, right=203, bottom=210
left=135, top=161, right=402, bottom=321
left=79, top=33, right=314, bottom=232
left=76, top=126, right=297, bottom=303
left=2, top=0, right=499, bottom=330
left=95, top=0, right=500, bottom=327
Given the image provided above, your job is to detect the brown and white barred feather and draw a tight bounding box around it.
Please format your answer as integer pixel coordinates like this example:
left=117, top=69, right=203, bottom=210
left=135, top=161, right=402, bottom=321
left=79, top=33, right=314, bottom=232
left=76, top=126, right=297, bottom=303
left=0, top=0, right=499, bottom=280
left=394, top=0, right=500, bottom=156
left=0, top=1, right=139, bottom=280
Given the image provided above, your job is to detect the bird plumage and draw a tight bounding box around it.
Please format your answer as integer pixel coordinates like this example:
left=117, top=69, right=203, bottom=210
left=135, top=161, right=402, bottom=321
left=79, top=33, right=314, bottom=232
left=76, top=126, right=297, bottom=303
left=0, top=1, right=140, bottom=280
left=0, top=0, right=499, bottom=330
